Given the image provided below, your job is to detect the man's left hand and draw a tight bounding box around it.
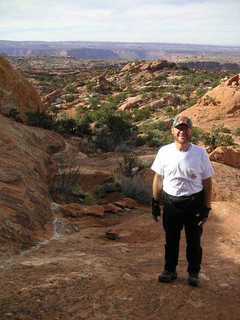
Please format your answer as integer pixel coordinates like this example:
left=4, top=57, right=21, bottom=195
left=152, top=198, right=161, bottom=222
left=197, top=206, right=211, bottom=226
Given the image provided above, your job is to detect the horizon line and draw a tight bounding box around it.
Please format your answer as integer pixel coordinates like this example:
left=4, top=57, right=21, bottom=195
left=1, top=39, right=240, bottom=48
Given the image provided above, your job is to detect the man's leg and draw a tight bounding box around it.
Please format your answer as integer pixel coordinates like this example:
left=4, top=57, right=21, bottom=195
left=185, top=222, right=203, bottom=274
left=185, top=217, right=203, bottom=286
left=162, top=204, right=183, bottom=273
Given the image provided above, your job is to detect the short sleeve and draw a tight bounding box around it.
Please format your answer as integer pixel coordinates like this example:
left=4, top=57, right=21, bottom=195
left=201, top=149, right=214, bottom=179
left=151, top=148, right=164, bottom=176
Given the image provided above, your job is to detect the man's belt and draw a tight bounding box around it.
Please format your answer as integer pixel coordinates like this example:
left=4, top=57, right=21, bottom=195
left=163, top=190, right=204, bottom=203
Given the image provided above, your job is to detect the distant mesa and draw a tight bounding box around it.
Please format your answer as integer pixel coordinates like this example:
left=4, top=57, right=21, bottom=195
left=68, top=48, right=120, bottom=60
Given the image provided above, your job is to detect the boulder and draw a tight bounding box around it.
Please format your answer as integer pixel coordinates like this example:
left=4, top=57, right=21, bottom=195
left=209, top=146, right=240, bottom=169
left=43, top=89, right=62, bottom=106
left=62, top=203, right=105, bottom=218
left=118, top=95, right=142, bottom=111
left=103, top=203, right=123, bottom=214
left=114, top=197, right=138, bottom=209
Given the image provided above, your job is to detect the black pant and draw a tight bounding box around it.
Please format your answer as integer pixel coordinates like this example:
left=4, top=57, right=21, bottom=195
left=162, top=190, right=204, bottom=274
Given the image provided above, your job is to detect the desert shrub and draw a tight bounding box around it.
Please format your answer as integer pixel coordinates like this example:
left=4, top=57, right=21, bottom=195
left=216, top=125, right=231, bottom=134
left=235, top=128, right=240, bottom=136
left=93, top=131, right=116, bottom=152
left=65, top=84, right=76, bottom=94
left=139, top=121, right=172, bottom=147
left=92, top=111, right=134, bottom=151
left=88, top=95, right=100, bottom=109
left=26, top=111, right=54, bottom=129
left=191, top=127, right=205, bottom=144
left=94, top=182, right=121, bottom=199
left=202, top=128, right=234, bottom=148
left=203, top=95, right=219, bottom=106
left=8, top=108, right=21, bottom=121
left=116, top=175, right=151, bottom=204
left=107, top=92, right=127, bottom=105
left=75, top=113, right=92, bottom=135
left=65, top=94, right=75, bottom=103
left=146, top=129, right=172, bottom=147
left=82, top=193, right=96, bottom=205
left=54, top=118, right=77, bottom=135
left=114, top=153, right=151, bottom=204
left=51, top=167, right=82, bottom=195
left=132, top=108, right=151, bottom=122
left=195, top=87, right=207, bottom=97
left=116, top=152, right=146, bottom=177
left=165, top=106, right=180, bottom=117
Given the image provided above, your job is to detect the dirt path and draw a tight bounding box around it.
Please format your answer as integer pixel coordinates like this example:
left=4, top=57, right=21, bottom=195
left=0, top=202, right=239, bottom=320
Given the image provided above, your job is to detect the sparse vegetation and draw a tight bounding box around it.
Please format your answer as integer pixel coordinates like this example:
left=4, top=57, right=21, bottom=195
left=114, top=152, right=151, bottom=204
left=202, top=127, right=235, bottom=148
left=235, top=128, right=240, bottom=136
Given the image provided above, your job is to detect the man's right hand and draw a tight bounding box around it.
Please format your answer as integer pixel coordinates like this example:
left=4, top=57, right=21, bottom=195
left=152, top=198, right=161, bottom=222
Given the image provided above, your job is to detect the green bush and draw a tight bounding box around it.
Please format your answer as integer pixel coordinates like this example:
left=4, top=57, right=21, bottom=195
left=54, top=118, right=77, bottom=135
left=116, top=152, right=146, bottom=177
left=191, top=127, right=204, bottom=144
left=235, top=128, right=240, bottom=136
left=165, top=106, right=180, bottom=117
left=65, top=94, right=75, bottom=103
left=92, top=111, right=134, bottom=151
left=132, top=108, right=151, bottom=122
left=114, top=153, right=151, bottom=204
left=88, top=95, right=100, bottom=109
left=116, top=175, right=151, bottom=204
left=26, top=111, right=54, bottom=129
left=8, top=108, right=21, bottom=121
left=202, top=128, right=234, bottom=148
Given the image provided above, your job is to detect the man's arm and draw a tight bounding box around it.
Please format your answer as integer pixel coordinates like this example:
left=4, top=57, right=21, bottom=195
left=151, top=173, right=163, bottom=222
left=152, top=173, right=163, bottom=202
left=198, top=177, right=213, bottom=226
left=202, top=177, right=212, bottom=208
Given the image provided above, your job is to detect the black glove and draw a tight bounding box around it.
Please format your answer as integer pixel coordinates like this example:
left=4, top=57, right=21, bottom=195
left=152, top=198, right=161, bottom=222
left=196, top=206, right=211, bottom=225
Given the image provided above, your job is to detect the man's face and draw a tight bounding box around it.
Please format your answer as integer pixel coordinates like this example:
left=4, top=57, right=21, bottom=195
left=171, top=124, right=192, bottom=144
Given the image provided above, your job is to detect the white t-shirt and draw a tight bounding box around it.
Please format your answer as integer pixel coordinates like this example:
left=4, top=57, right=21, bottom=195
left=151, top=143, right=214, bottom=196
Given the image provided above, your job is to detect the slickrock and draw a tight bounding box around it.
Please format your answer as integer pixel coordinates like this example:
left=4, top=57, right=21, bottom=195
left=0, top=57, right=45, bottom=122
left=0, top=114, right=65, bottom=256
left=43, top=89, right=62, bottom=106
left=181, top=74, right=240, bottom=131
left=118, top=95, right=143, bottom=111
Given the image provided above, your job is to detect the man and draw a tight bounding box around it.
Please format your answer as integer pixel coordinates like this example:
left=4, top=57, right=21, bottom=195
left=151, top=115, right=214, bottom=287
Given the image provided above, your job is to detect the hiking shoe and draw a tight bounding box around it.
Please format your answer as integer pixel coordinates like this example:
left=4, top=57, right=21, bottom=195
left=188, top=273, right=200, bottom=287
left=158, top=270, right=177, bottom=283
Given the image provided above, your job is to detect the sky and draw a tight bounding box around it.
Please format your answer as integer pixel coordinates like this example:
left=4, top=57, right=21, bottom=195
left=0, top=0, right=240, bottom=46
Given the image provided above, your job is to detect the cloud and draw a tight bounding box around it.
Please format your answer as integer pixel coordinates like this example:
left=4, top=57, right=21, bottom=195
left=0, top=0, right=239, bottom=45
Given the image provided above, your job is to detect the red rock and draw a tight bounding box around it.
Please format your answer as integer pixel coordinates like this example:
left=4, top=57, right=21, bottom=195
left=0, top=114, right=65, bottom=256
left=0, top=57, right=45, bottom=122
left=114, top=197, right=138, bottom=209
left=118, top=95, right=142, bottom=111
left=209, top=146, right=240, bottom=169
left=103, top=203, right=123, bottom=214
left=62, top=203, right=105, bottom=218
left=181, top=75, right=240, bottom=131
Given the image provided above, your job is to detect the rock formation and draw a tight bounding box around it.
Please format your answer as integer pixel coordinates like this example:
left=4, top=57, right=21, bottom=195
left=0, top=114, right=65, bottom=256
left=181, top=74, right=240, bottom=131
left=209, top=146, right=240, bottom=169
left=0, top=56, right=45, bottom=122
